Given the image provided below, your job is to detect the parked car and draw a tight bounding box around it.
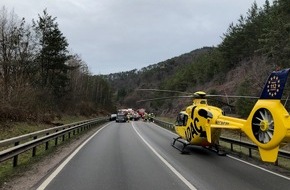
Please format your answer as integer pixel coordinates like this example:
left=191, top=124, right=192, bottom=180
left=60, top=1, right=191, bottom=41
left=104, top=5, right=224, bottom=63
left=109, top=114, right=117, bottom=121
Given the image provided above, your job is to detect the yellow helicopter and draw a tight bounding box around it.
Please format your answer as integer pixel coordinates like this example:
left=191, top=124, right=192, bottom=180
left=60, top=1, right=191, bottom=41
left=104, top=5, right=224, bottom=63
left=137, top=68, right=290, bottom=163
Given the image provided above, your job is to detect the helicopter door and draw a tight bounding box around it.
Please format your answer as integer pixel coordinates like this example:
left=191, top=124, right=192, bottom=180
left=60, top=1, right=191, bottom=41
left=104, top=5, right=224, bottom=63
left=176, top=112, right=188, bottom=126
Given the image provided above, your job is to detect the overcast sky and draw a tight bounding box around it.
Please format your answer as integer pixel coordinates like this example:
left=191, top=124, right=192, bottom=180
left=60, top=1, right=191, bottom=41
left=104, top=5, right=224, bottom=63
left=2, top=0, right=272, bottom=75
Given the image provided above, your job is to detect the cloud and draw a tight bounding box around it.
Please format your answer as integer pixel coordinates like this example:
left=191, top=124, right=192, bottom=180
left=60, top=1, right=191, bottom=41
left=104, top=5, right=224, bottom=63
left=2, top=0, right=271, bottom=74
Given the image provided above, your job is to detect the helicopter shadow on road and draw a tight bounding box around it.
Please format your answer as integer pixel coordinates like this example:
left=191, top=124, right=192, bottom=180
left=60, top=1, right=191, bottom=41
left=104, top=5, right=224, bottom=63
left=172, top=143, right=220, bottom=157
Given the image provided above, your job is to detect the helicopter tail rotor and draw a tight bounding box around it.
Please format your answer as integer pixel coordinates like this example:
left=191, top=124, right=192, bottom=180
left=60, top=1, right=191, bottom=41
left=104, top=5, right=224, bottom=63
left=251, top=108, right=274, bottom=144
left=243, top=100, right=290, bottom=162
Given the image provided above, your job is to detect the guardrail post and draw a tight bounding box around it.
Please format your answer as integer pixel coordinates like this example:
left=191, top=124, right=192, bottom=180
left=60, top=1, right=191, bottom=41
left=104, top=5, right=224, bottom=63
left=55, top=130, right=58, bottom=146
left=45, top=133, right=49, bottom=150
left=13, top=141, right=19, bottom=167
left=249, top=148, right=252, bottom=158
left=230, top=143, right=233, bottom=151
left=55, top=137, right=58, bottom=146
left=32, top=136, right=37, bottom=157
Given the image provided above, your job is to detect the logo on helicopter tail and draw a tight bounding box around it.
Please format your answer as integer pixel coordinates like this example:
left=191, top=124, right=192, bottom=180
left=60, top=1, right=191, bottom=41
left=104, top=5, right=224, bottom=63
left=260, top=68, right=290, bottom=99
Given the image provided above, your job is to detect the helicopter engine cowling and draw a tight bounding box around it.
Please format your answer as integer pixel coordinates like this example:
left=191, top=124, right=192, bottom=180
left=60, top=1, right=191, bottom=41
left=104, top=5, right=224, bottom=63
left=242, top=99, right=290, bottom=162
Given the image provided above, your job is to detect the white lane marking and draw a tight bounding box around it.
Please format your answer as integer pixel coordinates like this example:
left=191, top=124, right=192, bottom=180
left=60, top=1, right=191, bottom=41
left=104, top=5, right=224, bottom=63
left=36, top=124, right=109, bottom=190
left=227, top=155, right=290, bottom=181
left=149, top=122, right=290, bottom=181
left=132, top=123, right=197, bottom=190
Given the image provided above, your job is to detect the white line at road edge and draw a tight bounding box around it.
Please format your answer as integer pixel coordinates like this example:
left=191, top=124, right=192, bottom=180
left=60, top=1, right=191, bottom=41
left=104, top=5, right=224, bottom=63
left=132, top=123, right=197, bottom=190
left=36, top=124, right=109, bottom=190
left=227, top=155, right=290, bottom=181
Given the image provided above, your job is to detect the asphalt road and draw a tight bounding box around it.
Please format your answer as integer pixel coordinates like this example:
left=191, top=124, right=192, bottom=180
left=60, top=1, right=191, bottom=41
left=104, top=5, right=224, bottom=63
left=37, top=121, right=290, bottom=190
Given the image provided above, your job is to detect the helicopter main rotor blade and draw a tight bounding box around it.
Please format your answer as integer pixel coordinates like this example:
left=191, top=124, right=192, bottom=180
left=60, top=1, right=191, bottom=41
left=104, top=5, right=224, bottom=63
left=137, top=89, right=259, bottom=99
left=206, top=94, right=259, bottom=99
left=136, top=95, right=193, bottom=103
left=136, top=88, right=192, bottom=95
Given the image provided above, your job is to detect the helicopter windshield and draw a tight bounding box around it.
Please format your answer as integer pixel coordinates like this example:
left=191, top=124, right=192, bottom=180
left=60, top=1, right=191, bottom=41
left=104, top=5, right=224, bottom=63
left=175, top=112, right=188, bottom=126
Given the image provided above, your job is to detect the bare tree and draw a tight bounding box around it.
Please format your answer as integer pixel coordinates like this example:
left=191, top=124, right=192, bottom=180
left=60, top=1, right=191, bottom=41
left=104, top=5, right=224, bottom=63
left=0, top=6, right=34, bottom=103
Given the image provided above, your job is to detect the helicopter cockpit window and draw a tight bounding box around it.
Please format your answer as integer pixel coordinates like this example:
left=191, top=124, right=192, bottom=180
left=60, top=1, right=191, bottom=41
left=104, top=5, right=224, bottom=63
left=176, top=113, right=188, bottom=126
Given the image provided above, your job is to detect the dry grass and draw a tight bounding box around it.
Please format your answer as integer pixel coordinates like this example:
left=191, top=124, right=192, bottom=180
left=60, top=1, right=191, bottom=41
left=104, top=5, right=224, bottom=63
left=0, top=115, right=89, bottom=141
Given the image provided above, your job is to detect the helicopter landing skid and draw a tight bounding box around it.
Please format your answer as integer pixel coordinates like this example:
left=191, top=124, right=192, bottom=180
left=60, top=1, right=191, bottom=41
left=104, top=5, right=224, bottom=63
left=172, top=137, right=190, bottom=154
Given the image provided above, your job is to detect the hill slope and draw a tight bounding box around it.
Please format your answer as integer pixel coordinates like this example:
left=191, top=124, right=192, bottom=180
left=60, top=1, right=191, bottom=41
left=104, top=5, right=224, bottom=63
left=104, top=0, right=290, bottom=117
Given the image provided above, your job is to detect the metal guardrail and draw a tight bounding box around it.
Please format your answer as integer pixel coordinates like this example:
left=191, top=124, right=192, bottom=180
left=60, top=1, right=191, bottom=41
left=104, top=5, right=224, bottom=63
left=0, top=118, right=108, bottom=167
left=154, top=118, right=290, bottom=165
left=154, top=118, right=175, bottom=130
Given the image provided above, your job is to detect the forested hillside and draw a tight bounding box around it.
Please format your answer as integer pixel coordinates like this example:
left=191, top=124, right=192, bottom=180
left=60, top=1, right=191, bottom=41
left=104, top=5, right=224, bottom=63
left=0, top=8, right=115, bottom=123
left=106, top=0, right=290, bottom=117
left=104, top=47, right=212, bottom=107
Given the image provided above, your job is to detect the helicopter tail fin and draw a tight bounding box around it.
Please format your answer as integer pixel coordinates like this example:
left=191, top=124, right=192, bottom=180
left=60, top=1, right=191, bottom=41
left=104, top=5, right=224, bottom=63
left=258, top=147, right=280, bottom=163
left=260, top=68, right=290, bottom=99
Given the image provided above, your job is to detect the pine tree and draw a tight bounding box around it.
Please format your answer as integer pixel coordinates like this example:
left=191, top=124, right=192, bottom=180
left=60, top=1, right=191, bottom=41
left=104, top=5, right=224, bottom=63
left=33, top=9, right=70, bottom=98
left=257, top=0, right=290, bottom=68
